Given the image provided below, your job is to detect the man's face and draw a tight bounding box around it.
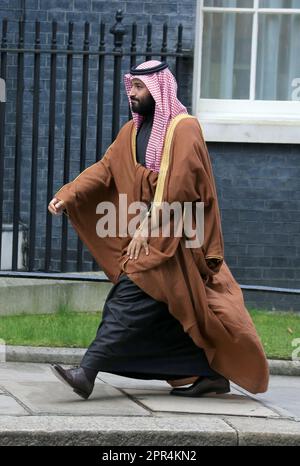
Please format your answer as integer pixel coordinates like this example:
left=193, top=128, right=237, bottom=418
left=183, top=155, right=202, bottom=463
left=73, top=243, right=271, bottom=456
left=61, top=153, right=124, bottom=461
left=129, top=78, right=155, bottom=116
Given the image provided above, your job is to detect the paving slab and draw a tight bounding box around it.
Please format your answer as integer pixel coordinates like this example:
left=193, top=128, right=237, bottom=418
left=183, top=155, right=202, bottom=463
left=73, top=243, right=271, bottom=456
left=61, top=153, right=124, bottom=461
left=241, top=375, right=300, bottom=420
left=98, top=371, right=279, bottom=418
left=122, top=389, right=279, bottom=418
left=224, top=417, right=300, bottom=446
left=0, top=394, right=29, bottom=415
left=1, top=380, right=150, bottom=416
left=0, top=363, right=149, bottom=416
left=0, top=362, right=56, bottom=382
left=0, top=415, right=236, bottom=446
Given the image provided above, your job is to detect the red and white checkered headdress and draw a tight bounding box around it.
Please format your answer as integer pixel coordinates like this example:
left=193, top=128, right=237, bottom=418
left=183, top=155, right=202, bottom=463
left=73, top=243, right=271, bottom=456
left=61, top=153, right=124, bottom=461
left=124, top=60, right=188, bottom=173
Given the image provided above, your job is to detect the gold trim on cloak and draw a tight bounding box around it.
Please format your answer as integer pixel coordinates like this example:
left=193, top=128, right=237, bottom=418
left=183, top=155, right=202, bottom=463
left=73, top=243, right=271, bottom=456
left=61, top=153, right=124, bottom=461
left=130, top=115, right=223, bottom=265
left=130, top=114, right=195, bottom=235
left=131, top=113, right=195, bottom=203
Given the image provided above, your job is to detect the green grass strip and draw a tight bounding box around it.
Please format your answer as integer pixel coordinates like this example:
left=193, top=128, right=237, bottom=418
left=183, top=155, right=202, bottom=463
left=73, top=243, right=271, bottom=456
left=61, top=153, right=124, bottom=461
left=0, top=308, right=299, bottom=360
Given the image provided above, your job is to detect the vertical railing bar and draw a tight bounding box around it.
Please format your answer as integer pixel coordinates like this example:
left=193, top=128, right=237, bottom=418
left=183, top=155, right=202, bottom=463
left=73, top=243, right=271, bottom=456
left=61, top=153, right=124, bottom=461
left=160, top=22, right=168, bottom=62
left=95, top=21, right=105, bottom=162
left=175, top=23, right=183, bottom=100
left=45, top=20, right=57, bottom=271
left=128, top=21, right=137, bottom=120
left=110, top=10, right=126, bottom=142
left=76, top=21, right=90, bottom=271
left=130, top=21, right=137, bottom=69
left=93, top=20, right=105, bottom=271
left=0, top=18, right=8, bottom=270
left=60, top=21, right=74, bottom=272
left=28, top=20, right=41, bottom=271
left=145, top=22, right=152, bottom=61
left=12, top=18, right=25, bottom=270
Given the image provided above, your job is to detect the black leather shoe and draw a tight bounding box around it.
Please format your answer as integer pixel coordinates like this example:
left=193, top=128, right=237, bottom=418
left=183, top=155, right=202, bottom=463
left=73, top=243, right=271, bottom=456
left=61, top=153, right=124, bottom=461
left=170, top=375, right=230, bottom=398
left=50, top=364, right=94, bottom=399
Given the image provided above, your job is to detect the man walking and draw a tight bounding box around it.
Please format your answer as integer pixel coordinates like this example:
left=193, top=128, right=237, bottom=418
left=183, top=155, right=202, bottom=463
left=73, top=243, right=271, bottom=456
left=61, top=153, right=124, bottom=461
left=48, top=60, right=269, bottom=400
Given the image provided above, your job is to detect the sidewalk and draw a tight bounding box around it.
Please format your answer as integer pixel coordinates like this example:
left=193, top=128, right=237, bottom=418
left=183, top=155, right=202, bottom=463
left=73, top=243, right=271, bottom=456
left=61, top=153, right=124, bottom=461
left=0, top=361, right=300, bottom=446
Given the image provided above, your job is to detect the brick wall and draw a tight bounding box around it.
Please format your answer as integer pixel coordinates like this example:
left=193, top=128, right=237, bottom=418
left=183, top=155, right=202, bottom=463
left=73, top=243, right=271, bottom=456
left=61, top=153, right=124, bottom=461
left=209, top=142, right=300, bottom=310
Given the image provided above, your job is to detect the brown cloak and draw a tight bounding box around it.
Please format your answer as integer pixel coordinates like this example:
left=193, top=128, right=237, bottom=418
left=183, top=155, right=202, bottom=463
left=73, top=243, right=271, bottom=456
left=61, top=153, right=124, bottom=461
left=55, top=115, right=269, bottom=394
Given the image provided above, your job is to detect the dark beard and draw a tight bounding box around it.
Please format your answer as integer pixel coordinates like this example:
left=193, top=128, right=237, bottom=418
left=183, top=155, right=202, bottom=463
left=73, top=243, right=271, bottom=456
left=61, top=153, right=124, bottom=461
left=131, top=94, right=155, bottom=116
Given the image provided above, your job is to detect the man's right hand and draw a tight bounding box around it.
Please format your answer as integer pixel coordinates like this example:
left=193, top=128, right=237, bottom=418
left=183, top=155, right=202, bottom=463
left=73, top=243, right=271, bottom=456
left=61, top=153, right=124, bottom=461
left=48, top=197, right=66, bottom=216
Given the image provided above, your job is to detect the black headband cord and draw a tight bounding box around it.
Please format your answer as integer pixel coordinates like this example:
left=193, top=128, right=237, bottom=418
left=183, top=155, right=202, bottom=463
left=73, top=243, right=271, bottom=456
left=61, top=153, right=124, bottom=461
left=130, top=62, right=169, bottom=75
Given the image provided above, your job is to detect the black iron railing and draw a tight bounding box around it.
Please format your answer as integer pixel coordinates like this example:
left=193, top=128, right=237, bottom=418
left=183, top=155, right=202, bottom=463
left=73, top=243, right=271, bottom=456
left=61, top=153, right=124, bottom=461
left=0, top=10, right=192, bottom=274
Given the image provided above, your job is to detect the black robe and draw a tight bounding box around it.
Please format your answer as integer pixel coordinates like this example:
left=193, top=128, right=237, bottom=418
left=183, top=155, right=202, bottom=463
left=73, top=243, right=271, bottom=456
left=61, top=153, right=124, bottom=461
left=80, top=114, right=218, bottom=380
